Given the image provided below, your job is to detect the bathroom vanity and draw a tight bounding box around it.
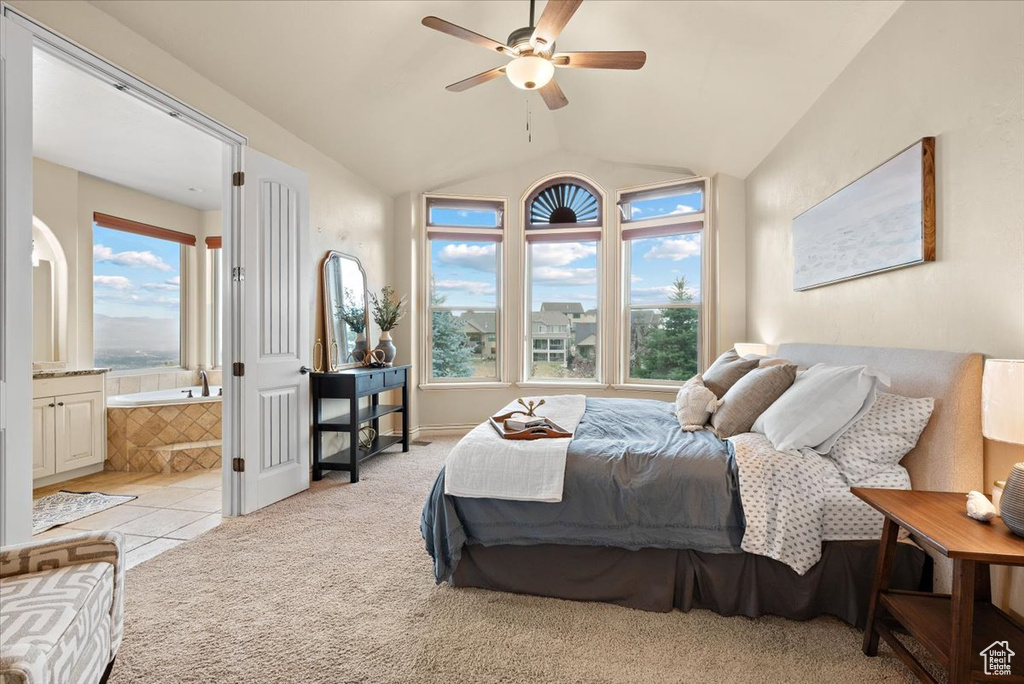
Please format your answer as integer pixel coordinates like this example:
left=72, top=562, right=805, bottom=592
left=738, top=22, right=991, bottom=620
left=32, top=368, right=108, bottom=485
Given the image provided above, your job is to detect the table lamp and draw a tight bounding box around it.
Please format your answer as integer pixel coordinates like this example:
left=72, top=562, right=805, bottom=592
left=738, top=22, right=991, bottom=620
left=983, top=359, right=1024, bottom=536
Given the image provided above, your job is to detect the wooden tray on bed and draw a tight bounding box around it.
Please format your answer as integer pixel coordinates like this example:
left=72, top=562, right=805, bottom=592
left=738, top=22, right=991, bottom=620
left=488, top=410, right=572, bottom=440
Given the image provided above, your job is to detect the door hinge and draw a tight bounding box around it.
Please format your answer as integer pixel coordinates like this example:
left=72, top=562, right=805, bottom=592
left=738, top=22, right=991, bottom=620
left=232, top=362, right=245, bottom=377
left=232, top=457, right=245, bottom=472
left=232, top=171, right=245, bottom=187
left=232, top=267, right=245, bottom=282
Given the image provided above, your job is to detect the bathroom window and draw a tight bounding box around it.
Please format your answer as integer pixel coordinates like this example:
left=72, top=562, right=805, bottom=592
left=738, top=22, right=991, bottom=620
left=93, top=213, right=194, bottom=371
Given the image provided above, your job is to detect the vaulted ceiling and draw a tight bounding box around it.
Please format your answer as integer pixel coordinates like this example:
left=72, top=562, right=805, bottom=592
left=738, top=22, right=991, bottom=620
left=89, top=0, right=902, bottom=195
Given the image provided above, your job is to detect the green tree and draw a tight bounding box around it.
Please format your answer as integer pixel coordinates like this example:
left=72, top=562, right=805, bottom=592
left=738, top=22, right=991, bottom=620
left=631, top=277, right=700, bottom=381
left=430, top=281, right=473, bottom=378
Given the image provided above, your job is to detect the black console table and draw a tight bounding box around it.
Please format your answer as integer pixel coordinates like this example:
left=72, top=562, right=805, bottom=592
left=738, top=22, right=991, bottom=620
left=310, top=365, right=410, bottom=483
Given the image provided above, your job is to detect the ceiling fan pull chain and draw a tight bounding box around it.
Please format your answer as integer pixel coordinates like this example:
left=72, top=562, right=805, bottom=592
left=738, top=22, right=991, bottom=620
left=527, top=97, right=532, bottom=143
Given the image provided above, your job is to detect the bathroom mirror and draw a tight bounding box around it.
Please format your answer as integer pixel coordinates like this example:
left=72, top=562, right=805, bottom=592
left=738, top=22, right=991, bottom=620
left=322, top=252, right=369, bottom=370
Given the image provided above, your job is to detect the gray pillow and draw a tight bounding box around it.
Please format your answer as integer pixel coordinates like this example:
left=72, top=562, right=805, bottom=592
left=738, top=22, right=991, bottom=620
left=711, top=364, right=798, bottom=438
left=702, top=349, right=759, bottom=398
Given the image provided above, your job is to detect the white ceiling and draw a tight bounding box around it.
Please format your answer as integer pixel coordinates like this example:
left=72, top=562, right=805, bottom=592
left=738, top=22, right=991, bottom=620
left=88, top=0, right=902, bottom=196
left=32, top=48, right=225, bottom=210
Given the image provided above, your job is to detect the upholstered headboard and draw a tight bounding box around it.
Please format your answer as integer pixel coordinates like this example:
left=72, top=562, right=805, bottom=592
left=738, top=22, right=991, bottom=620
left=775, top=343, right=984, bottom=494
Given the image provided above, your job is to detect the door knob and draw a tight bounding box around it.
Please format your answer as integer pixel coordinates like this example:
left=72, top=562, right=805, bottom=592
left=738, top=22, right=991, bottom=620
left=57, top=402, right=64, bottom=407
left=299, top=366, right=313, bottom=375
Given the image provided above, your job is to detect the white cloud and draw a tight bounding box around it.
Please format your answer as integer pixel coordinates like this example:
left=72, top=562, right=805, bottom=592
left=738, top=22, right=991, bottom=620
left=644, top=235, right=701, bottom=261
left=143, top=276, right=181, bottom=291
left=94, top=275, right=134, bottom=291
left=434, top=279, right=496, bottom=296
left=530, top=242, right=597, bottom=267
left=631, top=275, right=643, bottom=283
left=532, top=266, right=597, bottom=286
left=438, top=243, right=496, bottom=272
left=671, top=204, right=697, bottom=215
left=631, top=206, right=643, bottom=216
left=94, top=244, right=172, bottom=271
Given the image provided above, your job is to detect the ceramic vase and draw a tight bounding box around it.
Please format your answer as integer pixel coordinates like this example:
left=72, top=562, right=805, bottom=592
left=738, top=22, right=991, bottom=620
left=375, top=331, right=397, bottom=367
left=352, top=333, right=367, bottom=363
left=1000, top=462, right=1024, bottom=538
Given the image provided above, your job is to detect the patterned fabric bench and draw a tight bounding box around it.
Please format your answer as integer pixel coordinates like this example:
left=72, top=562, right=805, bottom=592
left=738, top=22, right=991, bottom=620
left=1, top=532, right=124, bottom=684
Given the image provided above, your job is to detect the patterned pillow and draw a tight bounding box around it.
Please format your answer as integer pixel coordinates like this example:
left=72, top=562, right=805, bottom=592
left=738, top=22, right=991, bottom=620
left=702, top=349, right=759, bottom=399
left=828, top=392, right=934, bottom=483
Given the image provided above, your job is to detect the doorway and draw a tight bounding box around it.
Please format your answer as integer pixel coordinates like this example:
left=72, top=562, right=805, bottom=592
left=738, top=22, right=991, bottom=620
left=1, top=4, right=245, bottom=549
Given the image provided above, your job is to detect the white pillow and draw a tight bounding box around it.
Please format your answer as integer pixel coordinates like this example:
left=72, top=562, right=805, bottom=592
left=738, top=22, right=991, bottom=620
left=752, top=363, right=890, bottom=453
left=828, top=392, right=934, bottom=483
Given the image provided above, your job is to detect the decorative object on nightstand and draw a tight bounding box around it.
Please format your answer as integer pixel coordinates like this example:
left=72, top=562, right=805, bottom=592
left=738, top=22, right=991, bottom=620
left=313, top=338, right=324, bottom=372
left=370, top=285, right=407, bottom=367
left=855, top=488, right=1024, bottom=683
left=982, top=359, right=1024, bottom=537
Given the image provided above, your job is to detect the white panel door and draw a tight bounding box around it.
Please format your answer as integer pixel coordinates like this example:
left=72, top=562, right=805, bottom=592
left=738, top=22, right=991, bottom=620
left=32, top=398, right=56, bottom=479
left=54, top=391, right=104, bottom=471
left=240, top=149, right=310, bottom=513
left=0, top=14, right=34, bottom=545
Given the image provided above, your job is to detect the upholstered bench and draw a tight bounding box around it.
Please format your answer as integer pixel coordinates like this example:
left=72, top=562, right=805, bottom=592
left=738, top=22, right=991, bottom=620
left=0, top=532, right=124, bottom=684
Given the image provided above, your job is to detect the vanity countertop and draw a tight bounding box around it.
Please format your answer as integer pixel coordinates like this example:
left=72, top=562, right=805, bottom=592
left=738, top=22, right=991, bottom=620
left=32, top=367, right=111, bottom=379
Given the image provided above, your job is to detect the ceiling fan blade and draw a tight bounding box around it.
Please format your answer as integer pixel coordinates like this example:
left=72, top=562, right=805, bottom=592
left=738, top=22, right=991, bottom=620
left=538, top=78, right=569, bottom=110
left=552, top=51, right=647, bottom=70
left=446, top=66, right=507, bottom=93
left=531, top=0, right=583, bottom=53
left=422, top=16, right=515, bottom=55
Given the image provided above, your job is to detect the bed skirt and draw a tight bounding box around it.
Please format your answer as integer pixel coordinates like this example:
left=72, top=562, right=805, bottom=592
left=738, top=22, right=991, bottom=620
left=451, top=540, right=928, bottom=627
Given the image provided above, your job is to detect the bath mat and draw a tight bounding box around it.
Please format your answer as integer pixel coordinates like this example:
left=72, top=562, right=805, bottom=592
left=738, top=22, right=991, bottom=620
left=32, top=490, right=137, bottom=535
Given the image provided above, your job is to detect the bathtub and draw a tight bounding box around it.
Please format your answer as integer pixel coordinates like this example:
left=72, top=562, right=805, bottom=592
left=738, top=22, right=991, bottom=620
left=106, top=386, right=223, bottom=472
left=107, top=385, right=222, bottom=407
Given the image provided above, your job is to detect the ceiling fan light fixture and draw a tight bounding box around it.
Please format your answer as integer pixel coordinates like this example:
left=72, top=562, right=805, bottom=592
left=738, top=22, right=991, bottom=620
left=505, top=55, right=554, bottom=90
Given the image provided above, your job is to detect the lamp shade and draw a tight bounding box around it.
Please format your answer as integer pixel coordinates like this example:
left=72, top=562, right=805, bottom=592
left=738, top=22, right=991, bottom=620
left=982, top=359, right=1024, bottom=444
left=505, top=56, right=554, bottom=90
left=734, top=343, right=778, bottom=358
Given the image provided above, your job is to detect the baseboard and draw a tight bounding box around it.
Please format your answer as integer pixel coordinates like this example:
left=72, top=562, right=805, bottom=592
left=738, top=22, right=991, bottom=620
left=33, top=463, right=105, bottom=489
left=416, top=424, right=475, bottom=438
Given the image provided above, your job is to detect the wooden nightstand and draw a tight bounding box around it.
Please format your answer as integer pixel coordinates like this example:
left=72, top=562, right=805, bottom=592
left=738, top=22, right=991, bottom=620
left=854, top=488, right=1024, bottom=683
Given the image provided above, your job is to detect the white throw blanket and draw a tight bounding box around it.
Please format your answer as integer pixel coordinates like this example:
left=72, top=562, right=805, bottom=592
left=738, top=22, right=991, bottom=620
left=729, top=432, right=836, bottom=575
left=444, top=395, right=587, bottom=503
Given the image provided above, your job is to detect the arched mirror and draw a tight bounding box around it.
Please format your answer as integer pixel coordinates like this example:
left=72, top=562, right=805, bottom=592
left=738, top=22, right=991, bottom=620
left=322, top=251, right=369, bottom=369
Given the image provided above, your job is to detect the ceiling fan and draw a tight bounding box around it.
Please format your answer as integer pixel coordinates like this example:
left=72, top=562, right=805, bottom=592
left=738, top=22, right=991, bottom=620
left=422, top=0, right=646, bottom=110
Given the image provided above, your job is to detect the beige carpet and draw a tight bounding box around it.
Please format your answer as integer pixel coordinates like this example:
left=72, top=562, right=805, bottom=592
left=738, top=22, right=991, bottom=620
left=109, top=437, right=929, bottom=684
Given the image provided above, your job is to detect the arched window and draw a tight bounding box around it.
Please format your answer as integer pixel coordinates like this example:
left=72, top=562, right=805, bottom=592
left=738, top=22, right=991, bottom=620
left=522, top=175, right=604, bottom=383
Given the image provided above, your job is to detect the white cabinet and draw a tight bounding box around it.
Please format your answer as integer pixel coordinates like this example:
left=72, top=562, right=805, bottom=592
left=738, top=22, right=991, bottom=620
left=32, top=397, right=56, bottom=479
left=32, top=374, right=106, bottom=482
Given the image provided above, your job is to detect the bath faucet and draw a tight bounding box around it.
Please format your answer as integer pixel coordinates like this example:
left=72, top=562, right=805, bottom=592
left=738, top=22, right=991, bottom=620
left=198, top=370, right=210, bottom=397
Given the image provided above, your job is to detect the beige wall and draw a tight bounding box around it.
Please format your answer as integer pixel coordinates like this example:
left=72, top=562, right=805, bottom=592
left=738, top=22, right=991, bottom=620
left=14, top=0, right=394, bottom=384
left=393, top=151, right=746, bottom=431
left=744, top=0, right=1024, bottom=616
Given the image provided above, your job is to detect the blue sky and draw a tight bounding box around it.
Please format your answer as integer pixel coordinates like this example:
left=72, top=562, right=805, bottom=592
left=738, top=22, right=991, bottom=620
left=93, top=225, right=181, bottom=320
left=429, top=192, right=703, bottom=311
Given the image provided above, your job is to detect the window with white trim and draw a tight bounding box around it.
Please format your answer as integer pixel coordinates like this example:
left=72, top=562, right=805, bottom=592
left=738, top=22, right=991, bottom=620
left=524, top=177, right=602, bottom=382
left=619, top=179, right=707, bottom=383
left=424, top=196, right=504, bottom=382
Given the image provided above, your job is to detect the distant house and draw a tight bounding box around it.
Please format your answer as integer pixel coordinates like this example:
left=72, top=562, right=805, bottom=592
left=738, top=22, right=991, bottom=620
left=579, top=308, right=598, bottom=324
left=541, top=302, right=584, bottom=321
left=460, top=311, right=497, bottom=359
left=531, top=310, right=571, bottom=364
left=573, top=322, right=597, bottom=359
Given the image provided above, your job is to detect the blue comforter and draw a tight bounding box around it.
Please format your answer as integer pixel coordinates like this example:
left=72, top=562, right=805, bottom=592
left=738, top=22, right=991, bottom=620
left=421, top=398, right=744, bottom=583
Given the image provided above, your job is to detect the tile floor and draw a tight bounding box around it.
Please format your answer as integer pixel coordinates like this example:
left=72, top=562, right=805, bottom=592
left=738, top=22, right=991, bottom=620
left=32, top=468, right=224, bottom=569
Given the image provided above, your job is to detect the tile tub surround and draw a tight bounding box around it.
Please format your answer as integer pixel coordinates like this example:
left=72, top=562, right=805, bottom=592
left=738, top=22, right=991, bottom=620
left=107, top=400, right=223, bottom=472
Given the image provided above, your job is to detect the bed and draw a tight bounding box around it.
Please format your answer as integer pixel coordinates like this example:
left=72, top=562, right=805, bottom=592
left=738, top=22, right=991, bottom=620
left=421, top=343, right=983, bottom=626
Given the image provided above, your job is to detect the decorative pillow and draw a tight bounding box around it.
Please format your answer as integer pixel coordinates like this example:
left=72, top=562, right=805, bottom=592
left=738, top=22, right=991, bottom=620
left=752, top=363, right=890, bottom=454
left=702, top=349, right=759, bottom=399
left=828, top=392, right=934, bottom=484
left=674, top=376, right=722, bottom=432
left=710, top=363, right=797, bottom=438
